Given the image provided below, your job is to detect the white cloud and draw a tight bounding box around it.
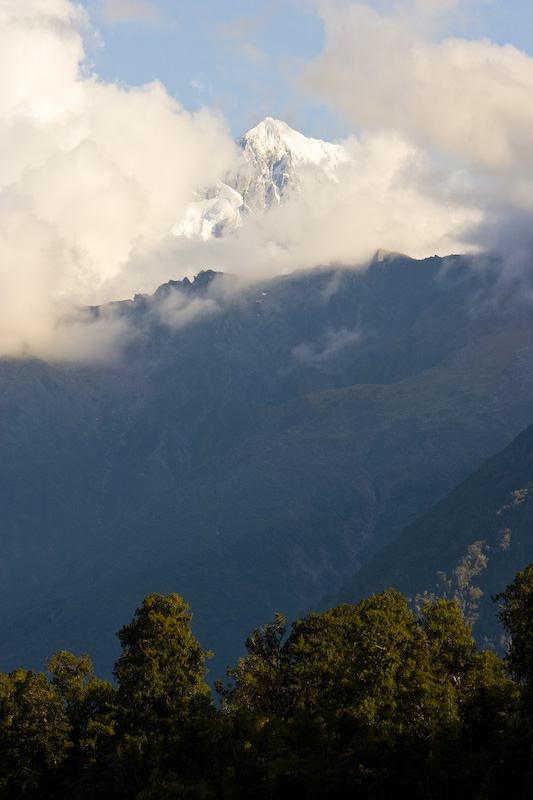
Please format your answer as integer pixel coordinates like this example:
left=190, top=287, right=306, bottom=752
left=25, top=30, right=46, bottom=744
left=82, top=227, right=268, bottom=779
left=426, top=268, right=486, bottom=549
left=296, top=1, right=533, bottom=271
left=241, top=43, right=267, bottom=64
left=0, top=0, right=237, bottom=359
left=292, top=326, right=361, bottom=365
left=157, top=291, right=220, bottom=330
left=34, top=308, right=138, bottom=363
left=305, top=3, right=533, bottom=169
left=150, top=131, right=481, bottom=286
left=191, top=77, right=206, bottom=92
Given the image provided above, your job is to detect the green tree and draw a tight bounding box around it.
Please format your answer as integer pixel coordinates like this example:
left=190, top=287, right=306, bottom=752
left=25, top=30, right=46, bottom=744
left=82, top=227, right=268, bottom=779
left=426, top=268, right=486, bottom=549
left=418, top=603, right=516, bottom=800
left=46, top=651, right=116, bottom=793
left=467, top=567, right=533, bottom=799
left=218, top=613, right=291, bottom=718
left=495, top=563, right=533, bottom=686
left=422, top=598, right=476, bottom=680
left=288, top=603, right=360, bottom=712
left=481, top=565, right=533, bottom=798
left=303, top=592, right=435, bottom=738
left=421, top=598, right=478, bottom=734
left=0, top=668, right=71, bottom=797
left=220, top=592, right=449, bottom=798
left=113, top=593, right=212, bottom=793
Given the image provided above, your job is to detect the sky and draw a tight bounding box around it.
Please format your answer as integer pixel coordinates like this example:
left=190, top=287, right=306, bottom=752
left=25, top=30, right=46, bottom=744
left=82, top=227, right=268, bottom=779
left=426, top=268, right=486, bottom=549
left=0, top=0, right=532, bottom=359
left=78, top=0, right=533, bottom=140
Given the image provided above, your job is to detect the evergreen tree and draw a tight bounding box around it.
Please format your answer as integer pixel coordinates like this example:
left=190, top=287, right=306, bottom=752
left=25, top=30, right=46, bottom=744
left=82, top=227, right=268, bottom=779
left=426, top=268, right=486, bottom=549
left=484, top=565, right=533, bottom=798
left=495, top=563, right=533, bottom=687
left=218, top=613, right=291, bottom=718
left=113, top=593, right=212, bottom=794
left=0, top=668, right=71, bottom=798
left=47, top=651, right=116, bottom=794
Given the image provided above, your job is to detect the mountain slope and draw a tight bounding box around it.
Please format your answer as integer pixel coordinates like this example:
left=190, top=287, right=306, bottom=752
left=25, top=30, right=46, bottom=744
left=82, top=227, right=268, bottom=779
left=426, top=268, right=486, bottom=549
left=0, top=253, right=531, bottom=679
left=331, top=424, right=533, bottom=651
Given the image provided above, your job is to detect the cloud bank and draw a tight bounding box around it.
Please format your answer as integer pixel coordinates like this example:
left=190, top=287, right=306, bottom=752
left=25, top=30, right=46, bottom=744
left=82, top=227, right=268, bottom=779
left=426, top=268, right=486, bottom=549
left=302, top=1, right=533, bottom=260
left=0, top=0, right=236, bottom=358
left=306, top=2, right=533, bottom=170
left=154, top=131, right=480, bottom=284
left=0, top=0, right=531, bottom=360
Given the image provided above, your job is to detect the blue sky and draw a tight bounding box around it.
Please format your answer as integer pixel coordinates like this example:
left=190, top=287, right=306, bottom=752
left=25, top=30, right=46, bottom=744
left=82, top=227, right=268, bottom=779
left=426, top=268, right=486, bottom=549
left=80, top=0, right=533, bottom=139
left=80, top=0, right=333, bottom=138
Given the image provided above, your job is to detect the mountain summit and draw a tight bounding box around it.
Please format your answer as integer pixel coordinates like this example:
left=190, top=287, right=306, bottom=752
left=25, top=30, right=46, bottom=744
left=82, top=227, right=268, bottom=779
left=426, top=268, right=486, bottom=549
left=172, top=118, right=347, bottom=239
left=232, top=117, right=347, bottom=212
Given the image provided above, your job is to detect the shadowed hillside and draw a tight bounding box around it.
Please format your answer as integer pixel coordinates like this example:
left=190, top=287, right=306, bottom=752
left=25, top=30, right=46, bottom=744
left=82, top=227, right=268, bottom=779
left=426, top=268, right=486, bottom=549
left=332, top=424, right=533, bottom=651
left=1, top=253, right=531, bottom=680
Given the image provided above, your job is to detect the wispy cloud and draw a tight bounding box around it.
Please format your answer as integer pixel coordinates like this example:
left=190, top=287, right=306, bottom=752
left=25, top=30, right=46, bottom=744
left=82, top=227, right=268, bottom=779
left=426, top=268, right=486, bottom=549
left=98, top=0, right=163, bottom=26
left=292, top=327, right=362, bottom=366
left=156, top=291, right=220, bottom=330
left=221, top=15, right=263, bottom=40
left=241, top=42, right=268, bottom=64
left=220, top=13, right=268, bottom=65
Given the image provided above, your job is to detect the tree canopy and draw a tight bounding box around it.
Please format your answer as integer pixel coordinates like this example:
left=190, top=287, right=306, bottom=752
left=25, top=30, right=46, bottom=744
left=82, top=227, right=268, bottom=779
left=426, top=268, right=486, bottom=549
left=1, top=571, right=533, bottom=798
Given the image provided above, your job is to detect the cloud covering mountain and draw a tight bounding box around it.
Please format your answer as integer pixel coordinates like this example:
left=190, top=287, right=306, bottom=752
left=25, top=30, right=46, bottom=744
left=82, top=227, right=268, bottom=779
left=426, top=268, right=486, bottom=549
left=0, top=0, right=531, bottom=361
left=304, top=1, right=533, bottom=260
left=0, top=0, right=236, bottom=358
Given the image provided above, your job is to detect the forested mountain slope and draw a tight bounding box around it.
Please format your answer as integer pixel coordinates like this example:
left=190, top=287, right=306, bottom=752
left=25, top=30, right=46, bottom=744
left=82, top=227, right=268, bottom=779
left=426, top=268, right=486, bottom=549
left=332, top=423, right=533, bottom=650
left=1, top=253, right=531, bottom=679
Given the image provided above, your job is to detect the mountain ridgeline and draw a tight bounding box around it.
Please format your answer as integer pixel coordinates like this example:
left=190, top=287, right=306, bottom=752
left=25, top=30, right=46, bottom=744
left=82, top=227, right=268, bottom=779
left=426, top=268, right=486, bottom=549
left=0, top=251, right=532, bottom=680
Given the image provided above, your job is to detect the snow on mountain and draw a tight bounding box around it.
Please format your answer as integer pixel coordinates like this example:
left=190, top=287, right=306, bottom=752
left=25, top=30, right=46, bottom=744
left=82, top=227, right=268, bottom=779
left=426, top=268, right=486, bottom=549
left=172, top=118, right=348, bottom=239
left=231, top=117, right=348, bottom=213
left=171, top=180, right=244, bottom=240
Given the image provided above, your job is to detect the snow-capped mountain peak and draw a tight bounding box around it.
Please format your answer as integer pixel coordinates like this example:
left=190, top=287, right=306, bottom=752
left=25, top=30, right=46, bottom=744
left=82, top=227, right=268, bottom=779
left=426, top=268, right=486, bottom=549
left=232, top=118, right=347, bottom=213
left=172, top=118, right=349, bottom=240
left=239, top=117, right=346, bottom=173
